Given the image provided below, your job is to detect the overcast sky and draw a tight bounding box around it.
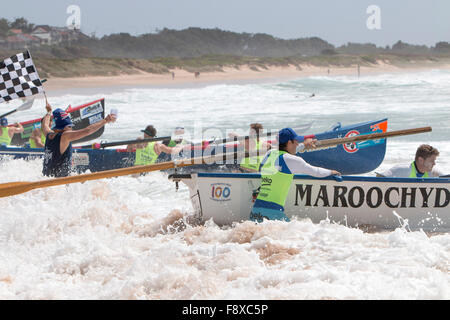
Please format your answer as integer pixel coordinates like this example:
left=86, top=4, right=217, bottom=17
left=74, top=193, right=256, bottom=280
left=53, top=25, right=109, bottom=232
left=2, top=0, right=449, bottom=47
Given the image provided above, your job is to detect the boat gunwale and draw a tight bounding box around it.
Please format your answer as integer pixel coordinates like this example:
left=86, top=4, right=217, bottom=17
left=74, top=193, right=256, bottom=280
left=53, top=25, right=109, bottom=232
left=188, top=172, right=450, bottom=184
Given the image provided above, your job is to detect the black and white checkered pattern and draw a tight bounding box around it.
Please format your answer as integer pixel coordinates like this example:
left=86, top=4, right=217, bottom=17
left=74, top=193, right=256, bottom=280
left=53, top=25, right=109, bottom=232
left=0, top=50, right=43, bottom=103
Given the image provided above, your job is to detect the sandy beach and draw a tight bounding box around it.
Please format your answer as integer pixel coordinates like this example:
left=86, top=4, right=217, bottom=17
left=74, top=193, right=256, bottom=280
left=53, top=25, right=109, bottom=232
left=43, top=61, right=450, bottom=95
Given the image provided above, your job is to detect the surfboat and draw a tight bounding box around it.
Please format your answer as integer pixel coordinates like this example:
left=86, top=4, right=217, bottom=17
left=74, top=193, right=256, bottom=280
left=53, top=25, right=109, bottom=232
left=0, top=118, right=388, bottom=175
left=169, top=172, right=450, bottom=232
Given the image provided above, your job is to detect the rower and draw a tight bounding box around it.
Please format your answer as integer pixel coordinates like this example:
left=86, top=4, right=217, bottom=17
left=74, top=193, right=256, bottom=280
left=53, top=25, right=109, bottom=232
left=167, top=126, right=189, bottom=147
left=0, top=117, right=24, bottom=146
left=229, top=123, right=271, bottom=173
left=376, top=144, right=443, bottom=178
left=29, top=117, right=46, bottom=148
left=128, top=125, right=184, bottom=166
left=42, top=101, right=116, bottom=177
left=250, top=127, right=340, bottom=223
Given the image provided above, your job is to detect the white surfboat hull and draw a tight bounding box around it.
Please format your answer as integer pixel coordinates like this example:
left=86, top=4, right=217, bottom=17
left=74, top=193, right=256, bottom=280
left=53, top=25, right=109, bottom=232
left=171, top=173, right=450, bottom=232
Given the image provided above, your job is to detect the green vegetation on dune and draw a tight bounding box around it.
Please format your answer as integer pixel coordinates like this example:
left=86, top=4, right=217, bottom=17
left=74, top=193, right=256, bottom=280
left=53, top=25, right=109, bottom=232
left=1, top=20, right=450, bottom=78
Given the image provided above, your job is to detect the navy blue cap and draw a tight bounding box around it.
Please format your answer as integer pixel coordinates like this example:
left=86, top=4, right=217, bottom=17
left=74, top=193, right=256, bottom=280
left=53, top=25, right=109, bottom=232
left=278, top=128, right=304, bottom=144
left=52, top=108, right=73, bottom=130
left=0, top=118, right=7, bottom=126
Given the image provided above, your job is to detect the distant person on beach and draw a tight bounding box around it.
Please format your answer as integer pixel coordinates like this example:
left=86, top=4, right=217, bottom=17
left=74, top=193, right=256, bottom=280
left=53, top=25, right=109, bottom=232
left=250, top=127, right=341, bottom=223
left=0, top=117, right=23, bottom=146
left=172, top=72, right=175, bottom=79
left=194, top=71, right=200, bottom=78
left=42, top=101, right=116, bottom=177
left=127, top=125, right=184, bottom=166
left=376, top=144, right=443, bottom=178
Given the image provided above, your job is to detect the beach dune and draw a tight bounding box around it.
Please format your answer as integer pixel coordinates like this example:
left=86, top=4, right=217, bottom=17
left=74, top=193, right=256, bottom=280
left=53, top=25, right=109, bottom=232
left=43, top=61, right=450, bottom=93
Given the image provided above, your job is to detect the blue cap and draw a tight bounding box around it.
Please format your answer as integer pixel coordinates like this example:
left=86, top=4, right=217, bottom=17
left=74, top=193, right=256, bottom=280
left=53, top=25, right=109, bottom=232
left=52, top=108, right=73, bottom=130
left=278, top=128, right=304, bottom=144
left=0, top=118, right=7, bottom=126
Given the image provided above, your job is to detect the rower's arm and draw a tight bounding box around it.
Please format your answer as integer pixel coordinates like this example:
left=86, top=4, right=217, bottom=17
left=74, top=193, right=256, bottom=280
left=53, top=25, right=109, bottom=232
left=8, top=123, right=24, bottom=136
left=283, top=153, right=337, bottom=177
left=42, top=103, right=53, bottom=136
left=63, top=116, right=115, bottom=143
left=155, top=143, right=183, bottom=156
left=60, top=115, right=116, bottom=154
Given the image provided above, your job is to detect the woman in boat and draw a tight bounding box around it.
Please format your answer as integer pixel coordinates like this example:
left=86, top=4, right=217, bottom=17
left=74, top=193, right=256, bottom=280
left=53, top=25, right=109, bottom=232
left=0, top=117, right=24, bottom=146
left=250, top=127, right=340, bottom=223
left=42, top=102, right=116, bottom=177
left=376, top=144, right=444, bottom=178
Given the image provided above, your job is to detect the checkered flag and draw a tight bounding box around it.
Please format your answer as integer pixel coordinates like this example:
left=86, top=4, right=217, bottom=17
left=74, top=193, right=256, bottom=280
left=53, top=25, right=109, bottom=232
left=0, top=50, right=43, bottom=103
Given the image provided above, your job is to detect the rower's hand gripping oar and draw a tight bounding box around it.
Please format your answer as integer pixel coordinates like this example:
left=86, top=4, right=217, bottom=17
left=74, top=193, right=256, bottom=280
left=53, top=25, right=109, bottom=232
left=0, top=126, right=432, bottom=198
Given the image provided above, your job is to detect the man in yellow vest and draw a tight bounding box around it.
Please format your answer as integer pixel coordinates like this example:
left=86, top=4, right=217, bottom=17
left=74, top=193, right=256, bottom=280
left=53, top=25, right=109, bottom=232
left=250, top=127, right=341, bottom=223
left=128, top=125, right=184, bottom=166
left=376, top=144, right=443, bottom=178
left=0, top=117, right=24, bottom=146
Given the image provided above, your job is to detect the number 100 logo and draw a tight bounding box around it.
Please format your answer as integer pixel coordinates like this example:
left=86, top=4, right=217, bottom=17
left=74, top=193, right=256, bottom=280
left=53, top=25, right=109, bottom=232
left=211, top=183, right=231, bottom=201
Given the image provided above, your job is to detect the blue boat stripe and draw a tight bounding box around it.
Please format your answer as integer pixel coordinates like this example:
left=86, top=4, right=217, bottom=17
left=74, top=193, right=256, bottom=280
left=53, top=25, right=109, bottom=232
left=197, top=172, right=450, bottom=183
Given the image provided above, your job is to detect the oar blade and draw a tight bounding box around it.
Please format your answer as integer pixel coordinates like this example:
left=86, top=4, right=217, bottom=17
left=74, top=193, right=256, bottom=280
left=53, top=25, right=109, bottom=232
left=17, top=98, right=34, bottom=111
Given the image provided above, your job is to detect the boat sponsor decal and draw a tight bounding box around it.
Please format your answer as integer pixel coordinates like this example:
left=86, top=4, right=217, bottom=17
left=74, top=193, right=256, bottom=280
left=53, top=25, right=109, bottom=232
left=72, top=152, right=89, bottom=166
left=80, top=102, right=103, bottom=119
left=343, top=128, right=385, bottom=154
left=210, top=183, right=231, bottom=201
left=88, top=113, right=103, bottom=124
left=343, top=130, right=360, bottom=153
left=70, top=115, right=82, bottom=126
left=293, top=183, right=450, bottom=209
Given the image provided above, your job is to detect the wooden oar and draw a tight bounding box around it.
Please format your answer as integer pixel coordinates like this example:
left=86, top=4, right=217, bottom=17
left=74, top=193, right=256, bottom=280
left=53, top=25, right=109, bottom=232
left=0, top=151, right=254, bottom=198
left=0, top=126, right=432, bottom=198
left=188, top=123, right=315, bottom=149
left=78, top=123, right=314, bottom=149
left=311, top=126, right=432, bottom=149
left=76, top=135, right=172, bottom=149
